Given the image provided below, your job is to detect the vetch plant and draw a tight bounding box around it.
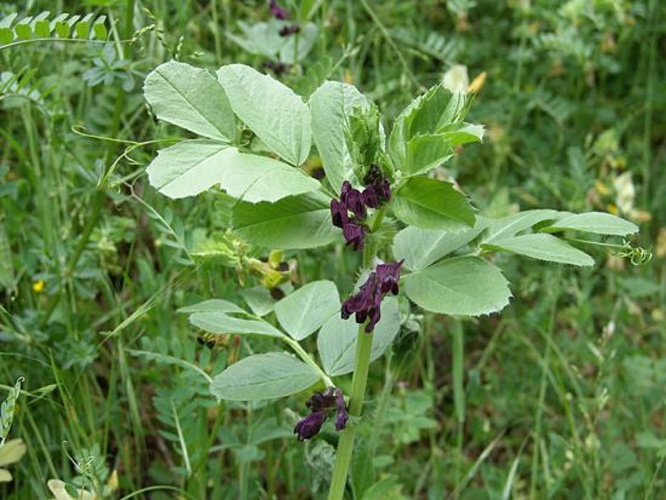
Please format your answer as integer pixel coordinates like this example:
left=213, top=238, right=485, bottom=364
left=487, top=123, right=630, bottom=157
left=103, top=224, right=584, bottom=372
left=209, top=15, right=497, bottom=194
left=143, top=61, right=641, bottom=498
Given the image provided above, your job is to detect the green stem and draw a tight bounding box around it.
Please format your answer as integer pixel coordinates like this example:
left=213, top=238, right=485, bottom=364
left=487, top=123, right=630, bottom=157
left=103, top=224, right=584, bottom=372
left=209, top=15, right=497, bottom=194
left=328, top=325, right=374, bottom=500
left=282, top=336, right=334, bottom=388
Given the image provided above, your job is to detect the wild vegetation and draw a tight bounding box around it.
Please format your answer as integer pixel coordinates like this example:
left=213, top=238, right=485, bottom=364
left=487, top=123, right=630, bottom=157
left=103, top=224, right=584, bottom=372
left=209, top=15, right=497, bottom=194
left=1, top=1, right=664, bottom=499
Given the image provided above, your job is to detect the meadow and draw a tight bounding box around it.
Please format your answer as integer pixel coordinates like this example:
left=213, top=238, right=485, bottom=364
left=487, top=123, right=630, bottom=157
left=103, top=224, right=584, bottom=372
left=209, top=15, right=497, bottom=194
left=1, top=1, right=664, bottom=498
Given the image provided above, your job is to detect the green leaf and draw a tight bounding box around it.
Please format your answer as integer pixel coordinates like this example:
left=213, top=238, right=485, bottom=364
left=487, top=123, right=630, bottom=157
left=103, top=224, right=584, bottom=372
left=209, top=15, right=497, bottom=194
left=482, top=234, right=594, bottom=266
left=241, top=286, right=277, bottom=317
left=226, top=21, right=317, bottom=63
left=438, top=122, right=485, bottom=146
left=210, top=353, right=320, bottom=401
left=146, top=140, right=235, bottom=199
left=218, top=152, right=320, bottom=203
left=0, top=14, right=17, bottom=44
left=275, top=280, right=340, bottom=340
left=309, top=81, right=370, bottom=191
left=217, top=64, right=311, bottom=165
left=481, top=210, right=560, bottom=244
left=52, top=13, right=69, bottom=38
left=92, top=16, right=107, bottom=40
left=392, top=177, right=475, bottom=230
left=32, top=12, right=51, bottom=37
left=401, top=123, right=483, bottom=176
left=389, top=85, right=469, bottom=169
left=226, top=20, right=284, bottom=58
left=189, top=312, right=284, bottom=338
left=177, top=299, right=245, bottom=314
left=279, top=23, right=318, bottom=63
left=317, top=298, right=401, bottom=376
left=15, top=17, right=33, bottom=40
left=403, top=134, right=454, bottom=176
left=0, top=439, right=26, bottom=467
left=544, top=212, right=638, bottom=236
left=74, top=13, right=93, bottom=38
left=404, top=257, right=511, bottom=316
left=232, top=192, right=337, bottom=249
left=393, top=224, right=486, bottom=271
left=144, top=61, right=236, bottom=142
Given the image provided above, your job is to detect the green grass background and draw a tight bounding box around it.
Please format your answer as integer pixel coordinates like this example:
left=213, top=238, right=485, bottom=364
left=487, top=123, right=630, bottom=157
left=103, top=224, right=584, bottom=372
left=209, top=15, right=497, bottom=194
left=1, top=0, right=664, bottom=498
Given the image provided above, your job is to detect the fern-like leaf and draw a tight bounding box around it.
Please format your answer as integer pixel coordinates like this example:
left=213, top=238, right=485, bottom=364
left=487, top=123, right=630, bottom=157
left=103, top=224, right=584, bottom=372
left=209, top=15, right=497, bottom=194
left=0, top=11, right=107, bottom=45
left=391, top=27, right=459, bottom=64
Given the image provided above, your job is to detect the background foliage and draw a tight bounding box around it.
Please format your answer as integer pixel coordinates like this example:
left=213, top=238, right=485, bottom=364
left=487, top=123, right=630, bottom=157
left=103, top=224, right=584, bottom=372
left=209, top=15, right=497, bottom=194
left=1, top=0, right=664, bottom=498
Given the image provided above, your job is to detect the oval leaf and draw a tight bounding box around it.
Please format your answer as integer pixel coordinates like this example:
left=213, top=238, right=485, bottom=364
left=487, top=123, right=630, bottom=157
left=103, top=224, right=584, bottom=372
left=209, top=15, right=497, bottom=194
left=393, top=177, right=475, bottom=230
left=309, top=81, right=370, bottom=191
left=481, top=210, right=560, bottom=244
left=482, top=233, right=594, bottom=266
left=217, top=64, right=311, bottom=165
left=232, top=192, right=338, bottom=249
left=404, top=256, right=511, bottom=316
left=393, top=224, right=485, bottom=271
left=178, top=299, right=245, bottom=314
left=317, top=298, right=401, bottom=376
left=275, top=280, right=340, bottom=340
left=189, top=312, right=284, bottom=337
left=144, top=61, right=236, bottom=141
left=545, top=212, right=638, bottom=236
left=146, top=140, right=235, bottom=199
left=211, top=353, right=320, bottom=401
left=220, top=152, right=320, bottom=203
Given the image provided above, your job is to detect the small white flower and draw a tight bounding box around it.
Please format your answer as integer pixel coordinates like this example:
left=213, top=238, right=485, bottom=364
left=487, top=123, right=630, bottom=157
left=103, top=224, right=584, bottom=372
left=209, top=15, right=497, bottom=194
left=442, top=65, right=469, bottom=93
left=613, top=171, right=635, bottom=214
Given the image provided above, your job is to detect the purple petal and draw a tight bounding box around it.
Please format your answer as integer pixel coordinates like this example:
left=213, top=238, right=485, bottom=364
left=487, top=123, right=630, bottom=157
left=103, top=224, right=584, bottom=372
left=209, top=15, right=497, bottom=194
left=269, top=0, right=290, bottom=20
left=345, top=188, right=366, bottom=219
left=294, top=411, right=327, bottom=441
left=361, top=186, right=379, bottom=208
left=330, top=199, right=349, bottom=228
left=343, top=223, right=366, bottom=251
left=279, top=24, right=300, bottom=37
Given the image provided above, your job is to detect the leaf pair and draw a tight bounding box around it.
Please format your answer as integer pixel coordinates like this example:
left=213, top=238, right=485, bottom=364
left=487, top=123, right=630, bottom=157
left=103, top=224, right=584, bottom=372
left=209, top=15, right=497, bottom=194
left=393, top=210, right=638, bottom=316
left=184, top=281, right=400, bottom=401
left=145, top=62, right=315, bottom=202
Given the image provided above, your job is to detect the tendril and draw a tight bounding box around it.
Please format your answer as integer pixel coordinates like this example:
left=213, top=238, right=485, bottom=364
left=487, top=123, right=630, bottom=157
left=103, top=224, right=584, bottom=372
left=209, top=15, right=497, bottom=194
left=614, top=239, right=652, bottom=266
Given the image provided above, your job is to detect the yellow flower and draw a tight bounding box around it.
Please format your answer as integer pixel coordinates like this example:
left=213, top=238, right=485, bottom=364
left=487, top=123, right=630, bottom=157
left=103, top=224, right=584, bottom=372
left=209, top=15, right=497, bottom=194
left=32, top=280, right=45, bottom=292
left=469, top=71, right=487, bottom=94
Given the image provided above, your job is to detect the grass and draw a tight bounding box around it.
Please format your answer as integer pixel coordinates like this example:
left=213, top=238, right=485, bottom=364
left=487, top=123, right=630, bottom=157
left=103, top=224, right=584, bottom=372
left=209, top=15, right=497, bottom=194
left=1, top=0, right=665, bottom=498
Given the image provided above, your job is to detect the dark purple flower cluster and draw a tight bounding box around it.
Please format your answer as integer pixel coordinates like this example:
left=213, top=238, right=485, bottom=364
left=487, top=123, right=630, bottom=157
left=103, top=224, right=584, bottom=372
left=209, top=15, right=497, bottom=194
left=342, top=260, right=403, bottom=333
left=330, top=170, right=391, bottom=252
left=279, top=24, right=300, bottom=37
left=268, top=1, right=300, bottom=37
left=269, top=0, right=290, bottom=20
left=262, top=60, right=290, bottom=75
left=294, top=387, right=348, bottom=441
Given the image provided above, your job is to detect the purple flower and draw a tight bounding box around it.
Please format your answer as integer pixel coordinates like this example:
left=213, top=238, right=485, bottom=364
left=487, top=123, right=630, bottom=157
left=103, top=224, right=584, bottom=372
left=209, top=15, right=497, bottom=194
left=334, top=390, right=349, bottom=430
left=376, top=179, right=391, bottom=203
left=362, top=164, right=391, bottom=204
left=279, top=24, right=300, bottom=37
left=341, top=275, right=377, bottom=320
left=294, top=411, right=327, bottom=441
left=262, top=60, right=289, bottom=75
left=376, top=260, right=403, bottom=295
left=341, top=186, right=366, bottom=219
left=361, top=186, right=379, bottom=208
left=330, top=175, right=392, bottom=252
left=269, top=0, right=290, bottom=20
left=341, top=260, right=403, bottom=332
left=343, top=222, right=366, bottom=251
left=294, top=387, right=348, bottom=441
left=330, top=199, right=349, bottom=228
